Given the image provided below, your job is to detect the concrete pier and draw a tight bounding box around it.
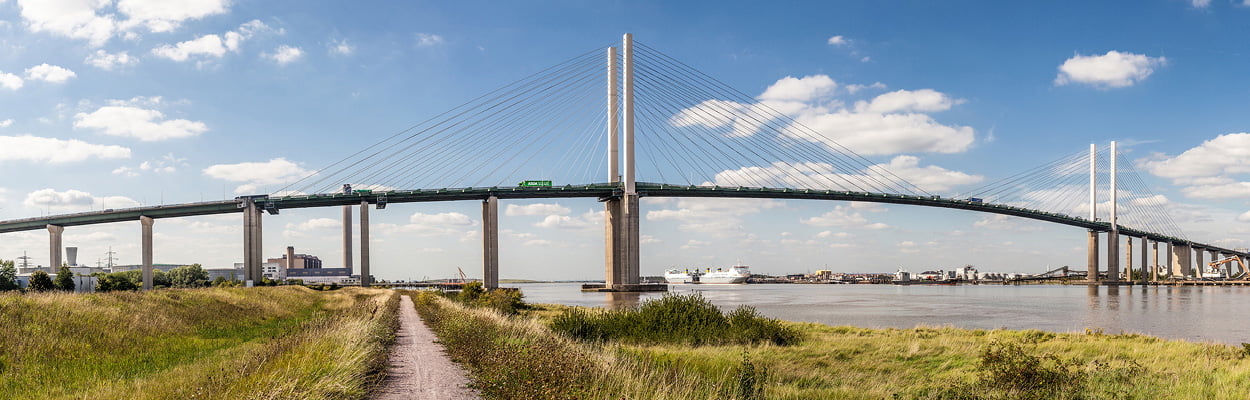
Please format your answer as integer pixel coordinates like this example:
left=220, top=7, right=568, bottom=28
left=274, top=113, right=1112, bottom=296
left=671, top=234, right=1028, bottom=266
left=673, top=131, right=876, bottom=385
left=604, top=198, right=624, bottom=286
left=1151, top=241, right=1159, bottom=282
left=1086, top=230, right=1099, bottom=283
left=1124, top=236, right=1132, bottom=281
left=1139, top=237, right=1148, bottom=284
left=360, top=200, right=371, bottom=287
left=1165, top=242, right=1175, bottom=279
left=1195, top=248, right=1205, bottom=278
left=141, top=216, right=154, bottom=290
left=242, top=198, right=263, bottom=284
left=343, top=204, right=353, bottom=271
left=47, top=224, right=64, bottom=272
left=482, top=196, right=499, bottom=290
left=1106, top=231, right=1119, bottom=283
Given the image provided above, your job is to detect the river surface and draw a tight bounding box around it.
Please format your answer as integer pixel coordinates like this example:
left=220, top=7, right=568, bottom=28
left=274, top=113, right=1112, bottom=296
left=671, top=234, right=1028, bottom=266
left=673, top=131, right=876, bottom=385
left=513, top=282, right=1250, bottom=344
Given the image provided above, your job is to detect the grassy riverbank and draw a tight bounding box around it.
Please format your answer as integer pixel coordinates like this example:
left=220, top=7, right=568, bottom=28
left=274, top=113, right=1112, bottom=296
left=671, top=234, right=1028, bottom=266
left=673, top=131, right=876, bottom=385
left=0, top=286, right=399, bottom=400
left=414, top=290, right=1250, bottom=400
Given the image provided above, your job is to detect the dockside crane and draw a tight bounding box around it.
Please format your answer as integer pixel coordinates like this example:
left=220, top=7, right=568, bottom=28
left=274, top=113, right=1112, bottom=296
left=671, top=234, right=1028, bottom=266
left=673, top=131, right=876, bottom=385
left=1207, top=256, right=1248, bottom=280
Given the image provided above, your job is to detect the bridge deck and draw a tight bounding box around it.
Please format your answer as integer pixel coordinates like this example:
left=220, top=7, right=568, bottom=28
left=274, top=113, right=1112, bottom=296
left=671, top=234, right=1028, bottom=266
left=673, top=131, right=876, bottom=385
left=0, top=183, right=1238, bottom=256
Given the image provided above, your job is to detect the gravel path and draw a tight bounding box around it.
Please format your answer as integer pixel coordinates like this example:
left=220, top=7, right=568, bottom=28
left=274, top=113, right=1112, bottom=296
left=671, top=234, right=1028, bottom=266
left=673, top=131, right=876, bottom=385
left=375, top=295, right=480, bottom=400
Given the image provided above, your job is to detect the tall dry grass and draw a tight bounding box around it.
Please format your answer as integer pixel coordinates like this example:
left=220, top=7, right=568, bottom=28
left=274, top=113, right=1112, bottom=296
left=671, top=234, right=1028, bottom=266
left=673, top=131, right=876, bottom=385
left=415, top=290, right=1250, bottom=400
left=0, top=286, right=398, bottom=400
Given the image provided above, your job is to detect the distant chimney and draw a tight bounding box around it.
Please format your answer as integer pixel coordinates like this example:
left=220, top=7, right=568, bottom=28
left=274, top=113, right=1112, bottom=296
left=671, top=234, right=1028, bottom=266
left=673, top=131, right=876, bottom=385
left=65, top=247, right=78, bottom=267
left=286, top=246, right=295, bottom=269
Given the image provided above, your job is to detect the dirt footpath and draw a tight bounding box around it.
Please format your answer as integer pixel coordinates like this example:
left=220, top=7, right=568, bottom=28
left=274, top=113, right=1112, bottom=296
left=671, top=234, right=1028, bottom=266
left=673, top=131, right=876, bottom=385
left=375, top=295, right=480, bottom=400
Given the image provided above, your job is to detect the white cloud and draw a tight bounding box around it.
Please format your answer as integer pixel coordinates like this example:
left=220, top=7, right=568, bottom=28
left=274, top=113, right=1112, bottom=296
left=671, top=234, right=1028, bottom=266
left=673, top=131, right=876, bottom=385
left=506, top=203, right=570, bottom=217
left=759, top=75, right=837, bottom=102
left=0, top=71, right=22, bottom=90
left=330, top=38, right=354, bottom=55
left=856, top=89, right=961, bottom=114
left=973, top=215, right=1045, bottom=231
left=202, top=158, right=311, bottom=194
left=647, top=198, right=782, bottom=235
left=1139, top=133, right=1250, bottom=199
left=534, top=209, right=602, bottom=230
left=115, top=0, right=230, bottom=33
left=1055, top=51, right=1166, bottom=89
left=85, top=50, right=137, bottom=70
left=24, top=188, right=138, bottom=211
left=640, top=235, right=661, bottom=244
left=16, top=0, right=117, bottom=47
left=0, top=135, right=130, bottom=163
left=74, top=104, right=207, bottom=141
left=785, top=108, right=974, bottom=155
left=16, top=0, right=231, bottom=46
left=826, top=35, right=847, bottom=46
left=410, top=212, right=474, bottom=226
left=1191, top=0, right=1212, bottom=7
left=877, top=155, right=983, bottom=192
left=151, top=20, right=274, bottom=62
left=800, top=206, right=867, bottom=227
left=816, top=230, right=850, bottom=239
left=24, top=64, right=76, bottom=83
left=0, top=119, right=11, bottom=128
left=711, top=156, right=980, bottom=193
left=415, top=33, right=444, bottom=47
left=291, top=218, right=340, bottom=231
left=266, top=45, right=303, bottom=65
left=1140, top=133, right=1250, bottom=178
left=671, top=74, right=974, bottom=155
left=863, top=222, right=890, bottom=230
left=111, top=153, right=186, bottom=176
left=680, top=239, right=710, bottom=249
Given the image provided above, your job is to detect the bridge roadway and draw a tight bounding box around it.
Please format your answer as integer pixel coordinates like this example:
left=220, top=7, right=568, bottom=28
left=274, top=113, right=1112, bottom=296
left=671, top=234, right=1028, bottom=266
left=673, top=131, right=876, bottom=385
left=0, top=182, right=1240, bottom=256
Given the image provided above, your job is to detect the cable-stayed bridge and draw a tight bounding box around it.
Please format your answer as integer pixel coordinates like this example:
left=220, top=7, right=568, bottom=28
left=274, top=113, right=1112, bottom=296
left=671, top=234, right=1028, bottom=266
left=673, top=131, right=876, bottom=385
left=0, top=34, right=1241, bottom=290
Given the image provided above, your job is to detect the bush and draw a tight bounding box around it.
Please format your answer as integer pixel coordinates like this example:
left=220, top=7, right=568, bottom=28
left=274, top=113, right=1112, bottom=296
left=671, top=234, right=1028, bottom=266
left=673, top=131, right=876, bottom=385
left=735, top=351, right=769, bottom=400
left=550, top=293, right=802, bottom=346
left=459, top=281, right=484, bottom=303
left=475, top=288, right=527, bottom=315
left=0, top=260, right=19, bottom=291
left=168, top=264, right=210, bottom=288
left=28, top=271, right=54, bottom=292
left=54, top=266, right=75, bottom=292
left=97, top=273, right=138, bottom=292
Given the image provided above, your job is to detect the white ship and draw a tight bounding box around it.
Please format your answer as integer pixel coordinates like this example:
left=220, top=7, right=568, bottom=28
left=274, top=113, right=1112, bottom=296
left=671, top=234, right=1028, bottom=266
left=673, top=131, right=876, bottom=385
left=665, top=265, right=751, bottom=284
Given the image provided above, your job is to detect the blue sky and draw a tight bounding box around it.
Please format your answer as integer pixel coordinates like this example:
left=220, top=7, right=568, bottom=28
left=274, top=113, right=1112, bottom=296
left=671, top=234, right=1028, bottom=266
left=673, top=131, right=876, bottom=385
left=1, top=0, right=1249, bottom=280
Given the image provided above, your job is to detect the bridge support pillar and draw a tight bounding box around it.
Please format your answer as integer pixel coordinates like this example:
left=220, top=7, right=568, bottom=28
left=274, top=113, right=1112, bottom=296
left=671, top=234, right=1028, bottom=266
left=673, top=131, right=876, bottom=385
left=1106, top=231, right=1120, bottom=283
left=1086, top=230, right=1099, bottom=284
left=47, top=224, right=64, bottom=274
left=343, top=204, right=353, bottom=271
left=242, top=198, right=263, bottom=285
left=1139, top=237, right=1148, bottom=285
left=1124, top=236, right=1132, bottom=282
left=482, top=196, right=499, bottom=290
left=604, top=198, right=624, bottom=287
left=622, top=194, right=641, bottom=288
left=360, top=200, right=370, bottom=287
left=1151, top=241, right=1159, bottom=282
left=1165, top=242, right=1175, bottom=278
left=1170, top=243, right=1189, bottom=278
left=1195, top=248, right=1205, bottom=279
left=141, top=216, right=154, bottom=291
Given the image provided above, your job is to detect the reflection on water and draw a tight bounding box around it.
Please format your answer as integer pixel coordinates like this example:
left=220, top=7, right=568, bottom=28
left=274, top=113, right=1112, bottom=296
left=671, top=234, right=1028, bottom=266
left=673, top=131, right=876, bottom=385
left=514, top=283, right=1250, bottom=344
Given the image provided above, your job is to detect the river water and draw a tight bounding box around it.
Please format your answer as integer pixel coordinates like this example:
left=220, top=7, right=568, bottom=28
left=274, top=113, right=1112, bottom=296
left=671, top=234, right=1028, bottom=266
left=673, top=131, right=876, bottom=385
left=513, top=283, right=1250, bottom=345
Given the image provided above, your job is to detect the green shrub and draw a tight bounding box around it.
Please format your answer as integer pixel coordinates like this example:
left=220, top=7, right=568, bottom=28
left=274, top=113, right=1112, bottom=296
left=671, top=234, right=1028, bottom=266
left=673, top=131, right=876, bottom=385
left=54, top=266, right=75, bottom=292
left=475, top=288, right=526, bottom=315
left=550, top=292, right=802, bottom=346
left=28, top=271, right=54, bottom=292
left=459, top=281, right=484, bottom=303
left=734, top=351, right=768, bottom=400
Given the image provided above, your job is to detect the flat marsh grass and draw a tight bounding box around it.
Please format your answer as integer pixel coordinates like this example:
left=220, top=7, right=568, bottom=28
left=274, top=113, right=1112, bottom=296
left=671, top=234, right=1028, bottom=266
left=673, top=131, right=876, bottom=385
left=416, top=290, right=1250, bottom=400
left=0, top=286, right=399, bottom=400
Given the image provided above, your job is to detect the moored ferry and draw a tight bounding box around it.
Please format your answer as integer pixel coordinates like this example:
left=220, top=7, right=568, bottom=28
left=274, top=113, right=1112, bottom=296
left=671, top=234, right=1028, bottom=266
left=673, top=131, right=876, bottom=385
left=665, top=265, right=751, bottom=284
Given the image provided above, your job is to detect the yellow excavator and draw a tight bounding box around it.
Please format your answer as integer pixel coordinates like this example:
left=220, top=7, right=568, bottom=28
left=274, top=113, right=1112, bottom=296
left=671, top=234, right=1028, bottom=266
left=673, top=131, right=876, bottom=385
left=1207, top=256, right=1248, bottom=280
